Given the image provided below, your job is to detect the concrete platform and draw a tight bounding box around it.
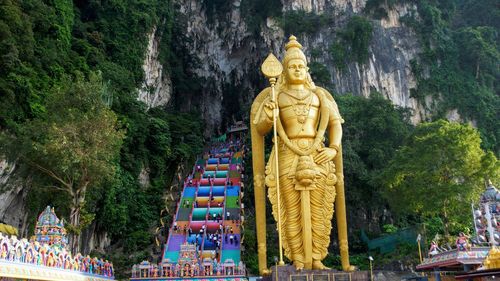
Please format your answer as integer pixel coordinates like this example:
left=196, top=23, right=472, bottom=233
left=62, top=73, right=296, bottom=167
left=263, top=265, right=369, bottom=281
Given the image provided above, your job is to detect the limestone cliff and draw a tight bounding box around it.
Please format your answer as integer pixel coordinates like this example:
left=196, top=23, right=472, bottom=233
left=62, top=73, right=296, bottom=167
left=282, top=0, right=365, bottom=13
left=138, top=26, right=172, bottom=109
left=0, top=160, right=29, bottom=237
left=171, top=0, right=425, bottom=133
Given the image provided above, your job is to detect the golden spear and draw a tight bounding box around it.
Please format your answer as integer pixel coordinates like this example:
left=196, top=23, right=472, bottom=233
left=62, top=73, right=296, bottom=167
left=261, top=53, right=285, bottom=266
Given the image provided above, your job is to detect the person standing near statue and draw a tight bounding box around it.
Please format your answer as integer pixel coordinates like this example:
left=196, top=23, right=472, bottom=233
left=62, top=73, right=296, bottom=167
left=251, top=36, right=354, bottom=273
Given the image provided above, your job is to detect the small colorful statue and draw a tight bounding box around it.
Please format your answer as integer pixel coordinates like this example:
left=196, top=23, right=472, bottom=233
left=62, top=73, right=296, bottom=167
left=456, top=232, right=470, bottom=251
left=429, top=241, right=439, bottom=256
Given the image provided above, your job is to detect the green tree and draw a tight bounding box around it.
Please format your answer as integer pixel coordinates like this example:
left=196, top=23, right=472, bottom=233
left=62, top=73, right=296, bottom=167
left=454, top=26, right=499, bottom=83
left=382, top=120, right=498, bottom=237
left=3, top=72, right=124, bottom=253
left=336, top=93, right=412, bottom=233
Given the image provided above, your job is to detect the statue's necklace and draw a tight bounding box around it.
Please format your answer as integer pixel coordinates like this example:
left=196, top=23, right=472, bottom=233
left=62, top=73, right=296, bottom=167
left=283, top=89, right=313, bottom=124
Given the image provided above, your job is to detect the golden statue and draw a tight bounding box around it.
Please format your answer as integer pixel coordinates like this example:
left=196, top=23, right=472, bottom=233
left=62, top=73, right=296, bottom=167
left=250, top=36, right=354, bottom=273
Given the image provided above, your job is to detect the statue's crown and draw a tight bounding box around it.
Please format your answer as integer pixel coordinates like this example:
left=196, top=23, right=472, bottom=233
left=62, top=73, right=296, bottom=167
left=283, top=35, right=307, bottom=66
left=285, top=35, right=303, bottom=50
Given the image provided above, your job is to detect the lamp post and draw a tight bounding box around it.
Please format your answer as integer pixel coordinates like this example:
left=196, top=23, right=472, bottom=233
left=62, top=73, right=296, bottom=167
left=368, top=256, right=374, bottom=281
left=417, top=234, right=423, bottom=263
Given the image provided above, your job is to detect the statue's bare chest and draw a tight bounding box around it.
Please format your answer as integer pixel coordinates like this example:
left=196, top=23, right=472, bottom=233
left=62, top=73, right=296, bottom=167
left=278, top=90, right=320, bottom=137
left=279, top=90, right=320, bottom=115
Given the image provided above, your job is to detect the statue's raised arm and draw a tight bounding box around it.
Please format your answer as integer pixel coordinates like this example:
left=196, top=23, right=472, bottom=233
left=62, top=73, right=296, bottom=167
left=250, top=36, right=354, bottom=274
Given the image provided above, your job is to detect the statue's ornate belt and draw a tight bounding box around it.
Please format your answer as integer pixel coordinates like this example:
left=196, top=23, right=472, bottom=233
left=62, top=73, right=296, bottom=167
left=279, top=137, right=317, bottom=151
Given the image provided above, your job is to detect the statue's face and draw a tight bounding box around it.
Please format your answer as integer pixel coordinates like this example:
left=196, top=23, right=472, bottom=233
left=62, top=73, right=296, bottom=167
left=285, top=58, right=307, bottom=84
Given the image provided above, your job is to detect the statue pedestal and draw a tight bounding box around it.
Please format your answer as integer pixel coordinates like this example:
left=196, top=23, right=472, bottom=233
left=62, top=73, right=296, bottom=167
left=264, top=265, right=369, bottom=281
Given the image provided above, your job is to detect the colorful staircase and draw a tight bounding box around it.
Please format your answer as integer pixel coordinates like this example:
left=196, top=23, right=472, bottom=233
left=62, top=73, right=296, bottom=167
left=131, top=140, right=247, bottom=280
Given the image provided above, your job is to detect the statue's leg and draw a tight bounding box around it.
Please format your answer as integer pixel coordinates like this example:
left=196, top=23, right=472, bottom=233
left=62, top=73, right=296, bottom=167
left=311, top=172, right=335, bottom=269
left=280, top=175, right=305, bottom=268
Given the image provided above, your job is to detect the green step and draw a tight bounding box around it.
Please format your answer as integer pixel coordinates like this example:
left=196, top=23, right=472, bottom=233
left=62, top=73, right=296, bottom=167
left=208, top=207, right=223, bottom=216
left=215, top=171, right=228, bottom=178
left=225, top=196, right=240, bottom=209
left=203, top=171, right=216, bottom=178
left=180, top=198, right=193, bottom=208
left=192, top=208, right=207, bottom=221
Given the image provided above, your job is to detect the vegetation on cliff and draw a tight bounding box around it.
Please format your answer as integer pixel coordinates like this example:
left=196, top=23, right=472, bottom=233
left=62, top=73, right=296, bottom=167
left=399, top=0, right=499, bottom=153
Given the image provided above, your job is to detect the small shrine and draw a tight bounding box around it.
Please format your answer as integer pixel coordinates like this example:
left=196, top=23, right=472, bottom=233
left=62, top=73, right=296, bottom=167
left=178, top=243, right=200, bottom=277
left=33, top=206, right=68, bottom=248
left=222, top=259, right=236, bottom=275
left=227, top=121, right=248, bottom=133
left=160, top=259, right=175, bottom=277
left=202, top=257, right=215, bottom=276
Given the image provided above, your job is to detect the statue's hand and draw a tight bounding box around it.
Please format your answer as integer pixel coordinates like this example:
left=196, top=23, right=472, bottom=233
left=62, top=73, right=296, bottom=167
left=314, top=147, right=337, bottom=164
left=263, top=101, right=277, bottom=119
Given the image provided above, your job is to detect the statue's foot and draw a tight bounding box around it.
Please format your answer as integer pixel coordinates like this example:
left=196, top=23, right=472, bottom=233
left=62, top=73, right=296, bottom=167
left=342, top=265, right=357, bottom=272
left=293, top=261, right=305, bottom=271
left=312, top=260, right=330, bottom=270
left=261, top=268, right=272, bottom=276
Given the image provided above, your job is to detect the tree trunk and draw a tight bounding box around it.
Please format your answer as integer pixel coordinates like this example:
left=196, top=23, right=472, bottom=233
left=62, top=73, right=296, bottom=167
left=69, top=182, right=88, bottom=254
left=70, top=197, right=81, bottom=254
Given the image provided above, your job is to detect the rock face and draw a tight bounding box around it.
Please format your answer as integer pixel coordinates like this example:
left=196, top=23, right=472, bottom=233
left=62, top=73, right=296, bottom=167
left=0, top=160, right=29, bottom=237
left=282, top=0, right=365, bottom=13
left=172, top=0, right=257, bottom=135
left=172, top=0, right=424, bottom=133
left=137, top=26, right=172, bottom=109
left=330, top=8, right=423, bottom=123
